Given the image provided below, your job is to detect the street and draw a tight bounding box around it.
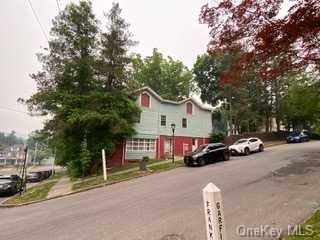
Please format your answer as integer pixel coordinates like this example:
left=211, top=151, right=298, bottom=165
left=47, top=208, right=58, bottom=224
left=0, top=141, right=320, bottom=240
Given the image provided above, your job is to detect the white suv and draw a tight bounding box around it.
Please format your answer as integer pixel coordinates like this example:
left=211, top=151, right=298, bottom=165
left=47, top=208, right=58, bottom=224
left=229, top=137, right=264, bottom=155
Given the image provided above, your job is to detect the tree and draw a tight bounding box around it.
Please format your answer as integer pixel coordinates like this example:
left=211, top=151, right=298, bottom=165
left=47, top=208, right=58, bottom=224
left=23, top=1, right=140, bottom=177
left=200, top=0, right=320, bottom=82
left=280, top=75, right=320, bottom=130
left=193, top=52, right=264, bottom=134
left=0, top=131, right=24, bottom=146
left=193, top=52, right=236, bottom=105
left=97, top=3, right=136, bottom=90
left=132, top=49, right=193, bottom=101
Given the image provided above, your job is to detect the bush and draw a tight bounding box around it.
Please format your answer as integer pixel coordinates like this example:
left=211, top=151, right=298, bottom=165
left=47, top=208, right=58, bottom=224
left=210, top=131, right=225, bottom=143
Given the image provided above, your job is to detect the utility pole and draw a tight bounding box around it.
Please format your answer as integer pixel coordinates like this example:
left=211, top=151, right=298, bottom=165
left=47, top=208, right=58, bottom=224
left=20, top=146, right=28, bottom=194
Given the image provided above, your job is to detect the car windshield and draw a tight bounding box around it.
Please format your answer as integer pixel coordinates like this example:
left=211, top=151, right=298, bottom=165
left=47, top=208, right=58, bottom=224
left=193, top=144, right=207, bottom=154
left=235, top=139, right=248, bottom=144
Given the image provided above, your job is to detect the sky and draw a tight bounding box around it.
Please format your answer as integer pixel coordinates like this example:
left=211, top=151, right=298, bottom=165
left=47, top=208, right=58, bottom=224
left=0, top=0, right=211, bottom=137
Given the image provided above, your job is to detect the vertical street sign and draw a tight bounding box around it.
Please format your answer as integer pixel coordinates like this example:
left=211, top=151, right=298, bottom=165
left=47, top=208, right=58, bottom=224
left=102, top=149, right=107, bottom=181
left=203, top=183, right=227, bottom=240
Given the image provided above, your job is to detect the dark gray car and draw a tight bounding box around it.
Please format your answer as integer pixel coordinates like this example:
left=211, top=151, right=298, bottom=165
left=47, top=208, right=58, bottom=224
left=0, top=175, right=23, bottom=195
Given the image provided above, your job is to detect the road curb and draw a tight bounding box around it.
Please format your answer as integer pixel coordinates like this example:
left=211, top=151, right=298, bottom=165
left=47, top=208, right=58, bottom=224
left=0, top=170, right=161, bottom=208
left=0, top=143, right=285, bottom=208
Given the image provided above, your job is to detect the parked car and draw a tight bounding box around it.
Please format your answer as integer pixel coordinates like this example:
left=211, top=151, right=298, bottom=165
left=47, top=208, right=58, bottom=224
left=26, top=172, right=43, bottom=182
left=229, top=137, right=264, bottom=156
left=184, top=143, right=230, bottom=167
left=287, top=132, right=310, bottom=143
left=0, top=175, right=23, bottom=195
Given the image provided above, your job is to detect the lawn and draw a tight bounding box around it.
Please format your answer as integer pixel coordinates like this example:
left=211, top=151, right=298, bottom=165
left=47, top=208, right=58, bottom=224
left=72, top=159, right=184, bottom=191
left=4, top=180, right=58, bottom=205
left=285, top=210, right=320, bottom=240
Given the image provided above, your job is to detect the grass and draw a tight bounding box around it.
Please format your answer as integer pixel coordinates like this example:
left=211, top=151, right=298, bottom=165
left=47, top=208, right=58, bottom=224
left=107, top=159, right=159, bottom=174
left=285, top=210, right=320, bottom=240
left=72, top=159, right=184, bottom=191
left=72, top=171, right=144, bottom=191
left=4, top=180, right=58, bottom=205
left=148, top=160, right=184, bottom=172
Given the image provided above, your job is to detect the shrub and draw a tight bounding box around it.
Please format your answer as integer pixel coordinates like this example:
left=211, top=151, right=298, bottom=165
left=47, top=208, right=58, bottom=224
left=210, top=131, right=225, bottom=143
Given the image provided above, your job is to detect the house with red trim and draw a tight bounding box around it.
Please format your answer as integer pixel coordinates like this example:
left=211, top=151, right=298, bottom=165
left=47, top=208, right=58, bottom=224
left=110, top=87, right=213, bottom=166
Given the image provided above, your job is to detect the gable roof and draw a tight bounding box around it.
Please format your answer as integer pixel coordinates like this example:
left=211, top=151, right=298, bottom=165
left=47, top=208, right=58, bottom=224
left=135, top=86, right=213, bottom=112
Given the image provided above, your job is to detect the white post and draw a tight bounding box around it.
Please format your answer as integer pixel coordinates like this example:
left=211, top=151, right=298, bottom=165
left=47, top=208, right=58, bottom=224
left=203, top=183, right=227, bottom=240
left=34, top=142, right=38, bottom=165
left=51, top=154, right=55, bottom=176
left=102, top=149, right=107, bottom=181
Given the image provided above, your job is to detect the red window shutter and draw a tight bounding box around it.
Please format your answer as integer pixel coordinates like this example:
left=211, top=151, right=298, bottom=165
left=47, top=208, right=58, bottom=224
left=141, top=93, right=150, bottom=107
left=186, top=102, right=193, bottom=114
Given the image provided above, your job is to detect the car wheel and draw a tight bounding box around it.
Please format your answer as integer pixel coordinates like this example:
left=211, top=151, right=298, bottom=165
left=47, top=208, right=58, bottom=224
left=244, top=147, right=250, bottom=155
left=198, top=157, right=206, bottom=166
left=259, top=144, right=264, bottom=152
left=222, top=151, right=230, bottom=161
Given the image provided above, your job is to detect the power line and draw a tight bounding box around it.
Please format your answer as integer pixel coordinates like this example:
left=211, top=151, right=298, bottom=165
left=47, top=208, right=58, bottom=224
left=26, top=0, right=49, bottom=42
left=0, top=105, right=29, bottom=115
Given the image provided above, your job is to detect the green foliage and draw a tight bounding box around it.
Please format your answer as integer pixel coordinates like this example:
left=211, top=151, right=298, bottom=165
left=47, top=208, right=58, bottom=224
left=97, top=3, right=136, bottom=90
left=132, top=49, right=193, bottom=101
left=210, top=131, right=225, bottom=143
left=281, top=77, right=320, bottom=130
left=23, top=1, right=140, bottom=177
left=0, top=131, right=24, bottom=146
left=27, top=130, right=53, bottom=164
left=193, top=52, right=237, bottom=105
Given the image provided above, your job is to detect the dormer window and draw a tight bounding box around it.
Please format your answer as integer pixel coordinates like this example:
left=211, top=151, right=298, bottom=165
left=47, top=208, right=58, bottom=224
left=186, top=102, right=193, bottom=115
left=141, top=92, right=150, bottom=108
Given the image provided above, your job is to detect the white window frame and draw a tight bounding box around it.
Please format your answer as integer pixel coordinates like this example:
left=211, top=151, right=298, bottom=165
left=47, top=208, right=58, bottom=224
left=126, top=138, right=156, bottom=152
left=160, top=115, right=166, bottom=126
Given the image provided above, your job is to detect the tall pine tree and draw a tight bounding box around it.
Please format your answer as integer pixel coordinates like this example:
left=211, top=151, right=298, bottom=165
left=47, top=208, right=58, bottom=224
left=24, top=1, right=140, bottom=177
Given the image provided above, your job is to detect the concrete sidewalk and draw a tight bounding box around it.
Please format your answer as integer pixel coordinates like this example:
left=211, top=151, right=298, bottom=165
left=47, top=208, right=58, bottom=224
left=47, top=176, right=72, bottom=199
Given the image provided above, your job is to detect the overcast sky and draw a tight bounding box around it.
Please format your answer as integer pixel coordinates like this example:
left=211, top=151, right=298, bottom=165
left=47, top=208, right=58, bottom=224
left=0, top=0, right=210, bottom=137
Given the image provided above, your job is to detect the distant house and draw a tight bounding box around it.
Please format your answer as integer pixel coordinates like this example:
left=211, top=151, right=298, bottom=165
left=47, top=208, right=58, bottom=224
left=0, top=144, right=25, bottom=165
left=109, top=87, right=213, bottom=166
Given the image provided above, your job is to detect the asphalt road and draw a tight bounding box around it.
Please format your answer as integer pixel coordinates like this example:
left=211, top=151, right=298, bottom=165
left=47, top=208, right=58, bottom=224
left=1, top=141, right=320, bottom=240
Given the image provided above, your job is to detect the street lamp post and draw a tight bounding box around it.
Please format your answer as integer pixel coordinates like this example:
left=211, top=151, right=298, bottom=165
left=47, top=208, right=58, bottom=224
left=171, top=123, right=176, bottom=163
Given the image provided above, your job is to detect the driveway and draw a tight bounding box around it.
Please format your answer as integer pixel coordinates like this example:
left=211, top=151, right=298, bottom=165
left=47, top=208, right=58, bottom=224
left=0, top=141, right=319, bottom=240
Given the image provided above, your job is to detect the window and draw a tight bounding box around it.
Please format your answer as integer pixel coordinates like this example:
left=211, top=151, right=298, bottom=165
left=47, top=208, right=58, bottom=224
left=141, top=93, right=150, bottom=108
left=134, top=112, right=141, bottom=123
left=160, top=115, right=166, bottom=126
left=249, top=139, right=257, bottom=143
left=186, top=102, right=193, bottom=115
left=126, top=139, right=156, bottom=152
left=182, top=118, right=187, bottom=128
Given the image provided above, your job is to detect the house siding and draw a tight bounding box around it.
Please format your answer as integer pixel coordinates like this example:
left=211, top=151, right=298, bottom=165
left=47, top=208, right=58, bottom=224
left=109, top=87, right=213, bottom=166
